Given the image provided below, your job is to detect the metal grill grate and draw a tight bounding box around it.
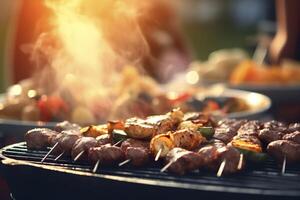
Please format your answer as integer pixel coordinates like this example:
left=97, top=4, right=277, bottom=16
left=1, top=142, right=300, bottom=197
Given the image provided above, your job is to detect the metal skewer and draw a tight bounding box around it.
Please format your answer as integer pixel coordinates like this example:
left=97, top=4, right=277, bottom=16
left=160, top=161, right=173, bottom=173
left=155, top=148, right=162, bottom=161
left=92, top=160, right=100, bottom=173
left=237, top=153, right=244, bottom=170
left=73, top=150, right=85, bottom=162
left=281, top=156, right=287, bottom=175
left=217, top=159, right=226, bottom=177
left=41, top=142, right=58, bottom=163
left=54, top=151, right=65, bottom=161
left=118, top=159, right=131, bottom=167
left=113, top=139, right=124, bottom=147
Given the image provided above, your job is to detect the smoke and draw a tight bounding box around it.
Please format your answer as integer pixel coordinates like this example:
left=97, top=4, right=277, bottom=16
left=30, top=0, right=153, bottom=124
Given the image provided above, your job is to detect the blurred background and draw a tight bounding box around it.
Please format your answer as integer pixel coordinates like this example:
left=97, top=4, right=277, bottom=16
left=0, top=0, right=275, bottom=92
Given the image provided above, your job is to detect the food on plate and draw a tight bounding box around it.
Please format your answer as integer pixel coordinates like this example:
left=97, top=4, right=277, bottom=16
left=189, top=48, right=300, bottom=85
left=0, top=67, right=251, bottom=124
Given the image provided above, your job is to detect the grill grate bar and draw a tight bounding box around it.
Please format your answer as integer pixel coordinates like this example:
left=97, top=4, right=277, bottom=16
left=2, top=142, right=300, bottom=196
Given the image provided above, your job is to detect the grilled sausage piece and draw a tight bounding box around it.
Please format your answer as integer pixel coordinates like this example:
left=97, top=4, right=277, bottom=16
left=267, top=140, right=300, bottom=163
left=88, top=144, right=125, bottom=165
left=52, top=132, right=81, bottom=155
left=71, top=137, right=98, bottom=161
left=25, top=128, right=59, bottom=150
left=54, top=121, right=81, bottom=132
left=165, top=148, right=204, bottom=175
left=125, top=147, right=150, bottom=166
left=282, top=131, right=300, bottom=144
left=121, top=139, right=150, bottom=166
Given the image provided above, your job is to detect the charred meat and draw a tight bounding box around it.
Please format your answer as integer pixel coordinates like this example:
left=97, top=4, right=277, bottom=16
left=54, top=121, right=81, bottom=132
left=71, top=137, right=98, bottom=161
left=165, top=148, right=204, bottom=175
left=267, top=140, right=300, bottom=163
left=88, top=144, right=125, bottom=165
left=25, top=128, right=59, bottom=150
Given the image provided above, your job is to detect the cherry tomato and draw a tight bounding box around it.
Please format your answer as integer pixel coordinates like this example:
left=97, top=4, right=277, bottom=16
left=169, top=92, right=192, bottom=105
left=37, top=95, right=68, bottom=122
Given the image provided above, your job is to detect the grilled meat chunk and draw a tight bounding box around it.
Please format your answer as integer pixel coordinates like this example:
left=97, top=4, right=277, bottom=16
left=50, top=129, right=81, bottom=146
left=71, top=137, right=98, bottom=161
left=214, top=119, right=247, bottom=143
left=124, top=117, right=157, bottom=139
left=218, top=119, right=247, bottom=128
left=178, top=120, right=203, bottom=131
left=165, top=148, right=204, bottom=175
left=54, top=121, right=81, bottom=132
left=120, top=139, right=150, bottom=166
left=52, top=131, right=81, bottom=155
left=267, top=140, right=300, bottom=163
left=88, top=144, right=125, bottom=165
left=216, top=146, right=243, bottom=174
left=124, top=109, right=183, bottom=139
left=25, top=128, right=59, bottom=150
left=125, top=147, right=150, bottom=166
left=263, top=121, right=287, bottom=132
left=213, top=127, right=237, bottom=144
left=258, top=128, right=284, bottom=144
left=237, top=120, right=261, bottom=137
left=197, top=140, right=225, bottom=168
left=150, top=129, right=206, bottom=159
left=282, top=131, right=300, bottom=144
left=170, top=129, right=206, bottom=150
left=120, top=139, right=149, bottom=152
left=287, top=123, right=300, bottom=133
left=96, top=134, right=111, bottom=146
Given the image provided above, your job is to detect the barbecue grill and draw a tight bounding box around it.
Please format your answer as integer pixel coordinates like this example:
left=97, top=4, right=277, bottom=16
left=0, top=142, right=300, bottom=200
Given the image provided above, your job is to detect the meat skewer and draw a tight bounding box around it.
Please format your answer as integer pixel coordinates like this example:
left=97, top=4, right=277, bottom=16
left=54, top=151, right=65, bottom=161
left=25, top=128, right=59, bottom=150
left=150, top=129, right=206, bottom=161
left=41, top=142, right=59, bottom=163
left=217, top=160, right=226, bottom=177
left=88, top=144, right=125, bottom=170
left=259, top=121, right=299, bottom=173
left=198, top=139, right=242, bottom=176
left=71, top=137, right=98, bottom=162
left=161, top=148, right=204, bottom=175
left=118, top=139, right=150, bottom=167
left=124, top=108, right=184, bottom=140
left=227, top=121, right=267, bottom=172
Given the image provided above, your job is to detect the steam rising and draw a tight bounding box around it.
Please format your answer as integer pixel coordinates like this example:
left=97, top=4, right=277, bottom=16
left=30, top=0, right=153, bottom=123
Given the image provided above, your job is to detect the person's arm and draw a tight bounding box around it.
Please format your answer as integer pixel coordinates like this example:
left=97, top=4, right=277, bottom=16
left=269, top=0, right=300, bottom=64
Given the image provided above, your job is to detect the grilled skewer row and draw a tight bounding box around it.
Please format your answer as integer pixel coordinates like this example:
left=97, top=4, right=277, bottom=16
left=165, top=139, right=243, bottom=175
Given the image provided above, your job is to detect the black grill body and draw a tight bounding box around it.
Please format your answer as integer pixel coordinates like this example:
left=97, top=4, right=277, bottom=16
left=1, top=142, right=300, bottom=200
